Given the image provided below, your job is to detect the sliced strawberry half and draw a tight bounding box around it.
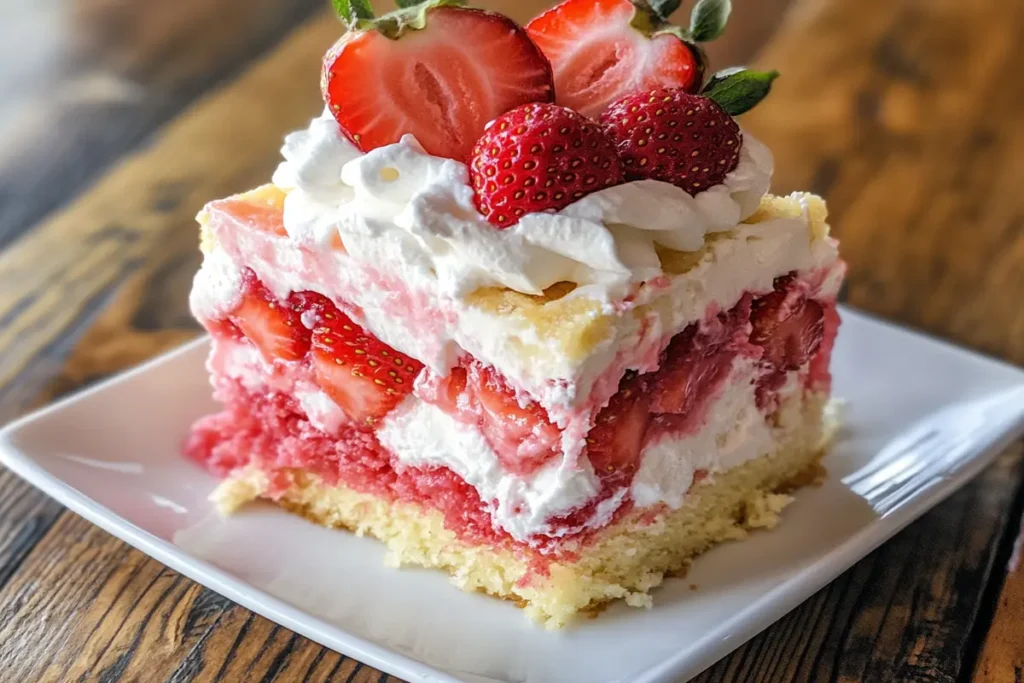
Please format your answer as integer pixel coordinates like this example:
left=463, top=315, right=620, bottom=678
left=310, top=305, right=424, bottom=426
left=526, top=0, right=702, bottom=118
left=204, top=317, right=243, bottom=342
left=650, top=326, right=735, bottom=417
left=468, top=364, right=561, bottom=477
left=322, top=4, right=554, bottom=162
left=750, top=277, right=825, bottom=371
left=230, top=269, right=310, bottom=362
left=586, top=371, right=652, bottom=492
left=649, top=301, right=751, bottom=419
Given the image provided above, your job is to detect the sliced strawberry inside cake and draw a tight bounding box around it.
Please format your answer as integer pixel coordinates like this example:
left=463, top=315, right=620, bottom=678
left=186, top=0, right=845, bottom=628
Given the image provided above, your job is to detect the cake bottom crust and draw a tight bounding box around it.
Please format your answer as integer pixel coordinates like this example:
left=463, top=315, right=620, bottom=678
left=213, top=392, right=835, bottom=628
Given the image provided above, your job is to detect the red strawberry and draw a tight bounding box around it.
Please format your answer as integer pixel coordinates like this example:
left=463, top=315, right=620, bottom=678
left=310, top=306, right=424, bottom=426
left=468, top=364, right=561, bottom=476
left=427, top=366, right=469, bottom=416
left=599, top=87, right=741, bottom=195
left=287, top=290, right=336, bottom=328
left=586, top=372, right=652, bottom=491
left=750, top=276, right=825, bottom=371
left=526, top=0, right=702, bottom=118
left=321, top=5, right=554, bottom=162
left=230, top=270, right=310, bottom=362
left=469, top=103, right=623, bottom=228
left=650, top=299, right=751, bottom=416
left=650, top=327, right=734, bottom=416
left=204, top=317, right=243, bottom=341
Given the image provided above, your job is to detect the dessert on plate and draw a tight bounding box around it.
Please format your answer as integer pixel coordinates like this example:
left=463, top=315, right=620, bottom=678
left=186, top=0, right=846, bottom=628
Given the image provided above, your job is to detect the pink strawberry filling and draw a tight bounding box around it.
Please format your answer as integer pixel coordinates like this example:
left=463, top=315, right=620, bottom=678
left=186, top=380, right=512, bottom=549
left=187, top=268, right=839, bottom=557
left=418, top=363, right=562, bottom=477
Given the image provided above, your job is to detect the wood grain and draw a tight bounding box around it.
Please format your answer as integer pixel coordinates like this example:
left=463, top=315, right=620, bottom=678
left=693, top=444, right=1024, bottom=683
left=0, top=0, right=1020, bottom=680
left=0, top=511, right=402, bottom=682
left=0, top=9, right=341, bottom=628
left=0, top=0, right=323, bottom=249
left=973, top=516, right=1024, bottom=682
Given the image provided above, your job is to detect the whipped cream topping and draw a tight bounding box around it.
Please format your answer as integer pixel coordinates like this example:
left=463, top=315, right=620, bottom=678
left=201, top=204, right=841, bottom=417
left=271, top=109, right=773, bottom=298
left=199, top=109, right=838, bottom=419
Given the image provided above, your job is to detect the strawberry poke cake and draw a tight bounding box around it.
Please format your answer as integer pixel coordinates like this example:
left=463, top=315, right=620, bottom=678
left=186, top=0, right=845, bottom=627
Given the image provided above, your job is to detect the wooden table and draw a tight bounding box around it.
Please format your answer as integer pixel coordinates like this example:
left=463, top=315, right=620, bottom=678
left=0, top=0, right=1021, bottom=680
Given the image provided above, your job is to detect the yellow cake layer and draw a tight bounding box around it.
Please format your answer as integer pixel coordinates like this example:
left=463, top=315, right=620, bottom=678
left=213, top=391, right=833, bottom=629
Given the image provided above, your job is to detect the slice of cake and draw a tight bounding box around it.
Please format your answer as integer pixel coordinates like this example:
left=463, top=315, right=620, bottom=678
left=185, top=0, right=845, bottom=628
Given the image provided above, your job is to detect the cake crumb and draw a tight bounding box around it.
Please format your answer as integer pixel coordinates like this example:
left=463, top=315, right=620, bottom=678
left=625, top=592, right=653, bottom=609
left=689, top=584, right=699, bottom=591
left=210, top=468, right=267, bottom=514
left=744, top=492, right=794, bottom=529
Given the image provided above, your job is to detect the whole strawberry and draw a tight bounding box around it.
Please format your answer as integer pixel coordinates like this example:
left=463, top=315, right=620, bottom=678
left=469, top=103, right=623, bottom=228
left=599, top=88, right=742, bottom=196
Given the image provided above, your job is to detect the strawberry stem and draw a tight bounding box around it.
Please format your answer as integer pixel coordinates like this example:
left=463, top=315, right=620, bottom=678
left=627, top=2, right=709, bottom=88
left=647, top=0, right=682, bottom=20
left=628, top=4, right=663, bottom=36
left=360, top=0, right=466, bottom=40
left=333, top=0, right=375, bottom=26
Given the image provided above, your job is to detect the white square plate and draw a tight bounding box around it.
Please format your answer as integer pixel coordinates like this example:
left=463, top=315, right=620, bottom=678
left=1, top=307, right=1023, bottom=683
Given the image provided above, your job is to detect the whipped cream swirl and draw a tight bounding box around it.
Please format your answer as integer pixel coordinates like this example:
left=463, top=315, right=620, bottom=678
left=272, top=109, right=773, bottom=298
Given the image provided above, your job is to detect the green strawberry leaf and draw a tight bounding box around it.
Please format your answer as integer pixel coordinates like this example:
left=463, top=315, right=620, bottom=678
left=689, top=0, right=731, bottom=42
left=701, top=67, right=779, bottom=115
left=648, top=0, right=682, bottom=21
left=395, top=0, right=423, bottom=7
left=333, top=0, right=375, bottom=24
